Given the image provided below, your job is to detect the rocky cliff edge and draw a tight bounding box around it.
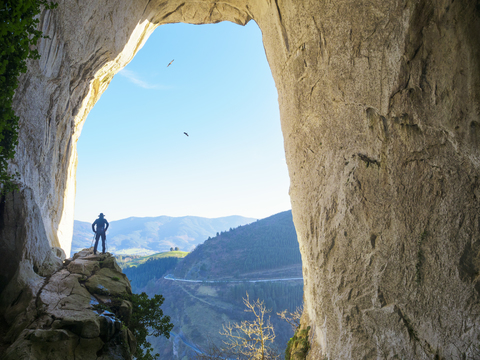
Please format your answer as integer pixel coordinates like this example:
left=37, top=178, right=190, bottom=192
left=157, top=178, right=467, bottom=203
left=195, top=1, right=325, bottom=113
left=1, top=248, right=136, bottom=360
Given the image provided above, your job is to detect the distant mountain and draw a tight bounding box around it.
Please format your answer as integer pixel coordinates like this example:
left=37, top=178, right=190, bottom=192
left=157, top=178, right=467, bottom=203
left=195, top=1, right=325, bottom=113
left=71, top=215, right=256, bottom=256
left=173, top=210, right=301, bottom=280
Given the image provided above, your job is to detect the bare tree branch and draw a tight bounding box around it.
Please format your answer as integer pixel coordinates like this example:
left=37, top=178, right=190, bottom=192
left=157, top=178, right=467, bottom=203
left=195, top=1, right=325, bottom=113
left=219, top=293, right=279, bottom=360
left=277, top=306, right=303, bottom=332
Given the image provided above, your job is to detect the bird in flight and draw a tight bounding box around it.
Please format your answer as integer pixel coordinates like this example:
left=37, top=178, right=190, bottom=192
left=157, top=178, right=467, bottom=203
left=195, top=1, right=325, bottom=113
left=184, top=132, right=189, bottom=137
left=167, top=59, right=174, bottom=67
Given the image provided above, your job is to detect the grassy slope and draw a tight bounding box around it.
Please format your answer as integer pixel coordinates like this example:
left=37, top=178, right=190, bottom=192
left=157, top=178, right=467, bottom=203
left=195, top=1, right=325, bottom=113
left=173, top=210, right=301, bottom=280
left=116, top=251, right=189, bottom=269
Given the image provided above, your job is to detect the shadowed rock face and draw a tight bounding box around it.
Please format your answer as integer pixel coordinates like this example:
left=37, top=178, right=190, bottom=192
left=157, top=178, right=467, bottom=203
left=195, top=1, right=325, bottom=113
left=2, top=249, right=135, bottom=360
left=1, top=0, right=479, bottom=358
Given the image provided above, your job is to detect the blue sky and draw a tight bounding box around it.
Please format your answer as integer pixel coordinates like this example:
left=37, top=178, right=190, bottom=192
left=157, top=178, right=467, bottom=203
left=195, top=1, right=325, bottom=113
left=74, top=21, right=291, bottom=222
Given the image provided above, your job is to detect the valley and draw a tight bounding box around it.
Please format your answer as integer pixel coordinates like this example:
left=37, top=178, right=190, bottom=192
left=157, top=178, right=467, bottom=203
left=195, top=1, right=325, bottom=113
left=119, top=210, right=303, bottom=359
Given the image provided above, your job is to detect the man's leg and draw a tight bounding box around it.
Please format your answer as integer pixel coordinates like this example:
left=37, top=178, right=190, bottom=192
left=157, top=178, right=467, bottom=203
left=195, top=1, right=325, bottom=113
left=94, top=233, right=100, bottom=254
left=101, top=233, right=106, bottom=254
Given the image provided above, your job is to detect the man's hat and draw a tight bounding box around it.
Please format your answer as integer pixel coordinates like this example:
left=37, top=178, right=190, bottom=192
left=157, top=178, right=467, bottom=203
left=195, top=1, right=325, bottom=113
left=99, top=213, right=105, bottom=217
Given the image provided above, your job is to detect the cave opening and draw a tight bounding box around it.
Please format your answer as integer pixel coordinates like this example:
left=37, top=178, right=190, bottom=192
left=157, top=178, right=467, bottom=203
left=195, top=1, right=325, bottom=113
left=74, top=21, right=291, bottom=253
left=72, top=21, right=302, bottom=357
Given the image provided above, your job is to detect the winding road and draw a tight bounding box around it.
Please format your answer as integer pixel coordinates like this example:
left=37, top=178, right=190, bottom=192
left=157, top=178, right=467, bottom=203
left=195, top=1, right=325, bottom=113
left=163, top=274, right=303, bottom=283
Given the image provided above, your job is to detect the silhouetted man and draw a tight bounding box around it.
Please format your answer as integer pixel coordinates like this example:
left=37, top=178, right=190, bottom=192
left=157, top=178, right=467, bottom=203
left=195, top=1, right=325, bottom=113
left=92, top=213, right=109, bottom=255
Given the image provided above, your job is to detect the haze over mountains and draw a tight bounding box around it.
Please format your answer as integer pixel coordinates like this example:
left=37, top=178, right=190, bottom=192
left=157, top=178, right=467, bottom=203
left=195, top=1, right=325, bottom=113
left=71, top=215, right=256, bottom=256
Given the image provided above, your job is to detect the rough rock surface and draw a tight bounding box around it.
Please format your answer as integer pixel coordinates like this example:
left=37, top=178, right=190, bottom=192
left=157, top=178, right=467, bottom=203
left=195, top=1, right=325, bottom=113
left=1, top=0, right=479, bottom=359
left=1, top=249, right=135, bottom=360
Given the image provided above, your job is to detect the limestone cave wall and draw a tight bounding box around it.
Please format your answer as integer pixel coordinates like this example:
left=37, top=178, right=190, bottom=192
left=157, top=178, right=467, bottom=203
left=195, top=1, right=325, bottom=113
left=1, top=0, right=479, bottom=358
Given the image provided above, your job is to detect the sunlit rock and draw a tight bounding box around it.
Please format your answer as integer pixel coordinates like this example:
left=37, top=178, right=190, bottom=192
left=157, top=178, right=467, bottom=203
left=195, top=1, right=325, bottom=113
left=1, top=250, right=135, bottom=359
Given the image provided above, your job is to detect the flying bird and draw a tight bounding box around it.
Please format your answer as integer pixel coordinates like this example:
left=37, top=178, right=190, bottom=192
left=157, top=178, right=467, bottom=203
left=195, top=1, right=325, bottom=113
left=167, top=59, right=174, bottom=67
left=184, top=132, right=189, bottom=137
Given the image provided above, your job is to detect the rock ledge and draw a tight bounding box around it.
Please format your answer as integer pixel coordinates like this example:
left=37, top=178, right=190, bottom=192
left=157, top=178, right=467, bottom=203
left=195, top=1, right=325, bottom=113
left=1, top=248, right=135, bottom=360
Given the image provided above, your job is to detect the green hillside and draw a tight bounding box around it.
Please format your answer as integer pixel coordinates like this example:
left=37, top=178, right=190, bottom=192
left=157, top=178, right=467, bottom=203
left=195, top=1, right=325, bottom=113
left=122, top=210, right=303, bottom=359
left=116, top=250, right=189, bottom=268
left=120, top=251, right=188, bottom=293
left=174, top=210, right=301, bottom=280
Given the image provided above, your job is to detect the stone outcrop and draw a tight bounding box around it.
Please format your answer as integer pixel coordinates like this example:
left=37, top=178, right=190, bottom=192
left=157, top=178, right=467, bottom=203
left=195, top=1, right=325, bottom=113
left=1, top=249, right=135, bottom=360
left=1, top=0, right=479, bottom=359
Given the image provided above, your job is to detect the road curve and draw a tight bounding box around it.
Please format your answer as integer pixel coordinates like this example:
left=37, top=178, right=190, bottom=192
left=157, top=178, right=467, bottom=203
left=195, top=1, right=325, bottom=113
left=164, top=274, right=303, bottom=283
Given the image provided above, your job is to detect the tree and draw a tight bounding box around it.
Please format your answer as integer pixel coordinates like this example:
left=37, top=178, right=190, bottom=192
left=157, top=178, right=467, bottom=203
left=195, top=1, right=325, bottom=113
left=170, top=247, right=173, bottom=251
left=174, top=246, right=179, bottom=251
left=0, top=0, right=57, bottom=192
left=129, top=292, right=174, bottom=360
left=220, top=293, right=279, bottom=360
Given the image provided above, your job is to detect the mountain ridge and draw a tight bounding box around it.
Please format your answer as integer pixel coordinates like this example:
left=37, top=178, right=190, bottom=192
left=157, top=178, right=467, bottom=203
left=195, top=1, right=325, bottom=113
left=173, top=210, right=300, bottom=280
left=71, top=214, right=256, bottom=256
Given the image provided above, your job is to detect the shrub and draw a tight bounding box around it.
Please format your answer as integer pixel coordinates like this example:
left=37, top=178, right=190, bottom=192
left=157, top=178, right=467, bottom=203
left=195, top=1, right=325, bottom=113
left=0, top=0, right=57, bottom=192
left=129, top=292, right=174, bottom=360
left=285, top=326, right=310, bottom=360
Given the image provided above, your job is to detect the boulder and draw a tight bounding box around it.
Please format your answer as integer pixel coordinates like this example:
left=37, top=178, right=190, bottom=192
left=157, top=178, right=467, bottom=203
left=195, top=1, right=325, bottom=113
left=52, top=247, right=67, bottom=261
left=4, top=328, right=77, bottom=360
left=85, top=268, right=132, bottom=297
left=2, top=252, right=134, bottom=359
left=100, top=256, right=123, bottom=273
left=37, top=249, right=64, bottom=277
left=67, top=258, right=100, bottom=277
left=4, top=328, right=105, bottom=360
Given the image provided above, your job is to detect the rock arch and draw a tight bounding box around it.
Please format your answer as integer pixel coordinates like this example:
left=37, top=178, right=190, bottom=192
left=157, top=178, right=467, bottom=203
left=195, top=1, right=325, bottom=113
left=1, top=0, right=479, bottom=358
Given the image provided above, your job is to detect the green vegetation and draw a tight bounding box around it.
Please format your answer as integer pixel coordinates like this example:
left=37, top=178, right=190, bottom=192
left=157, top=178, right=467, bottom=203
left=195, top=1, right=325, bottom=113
left=285, top=326, right=310, bottom=360
left=124, top=256, right=182, bottom=292
left=94, top=292, right=173, bottom=360
left=0, top=0, right=57, bottom=192
left=130, top=292, right=174, bottom=360
left=220, top=281, right=303, bottom=315
left=116, top=251, right=188, bottom=269
left=119, top=251, right=189, bottom=293
left=174, top=211, right=300, bottom=279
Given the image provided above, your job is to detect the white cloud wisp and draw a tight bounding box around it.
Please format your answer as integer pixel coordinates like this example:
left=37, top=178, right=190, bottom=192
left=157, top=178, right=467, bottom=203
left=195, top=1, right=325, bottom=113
left=118, top=68, right=163, bottom=89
